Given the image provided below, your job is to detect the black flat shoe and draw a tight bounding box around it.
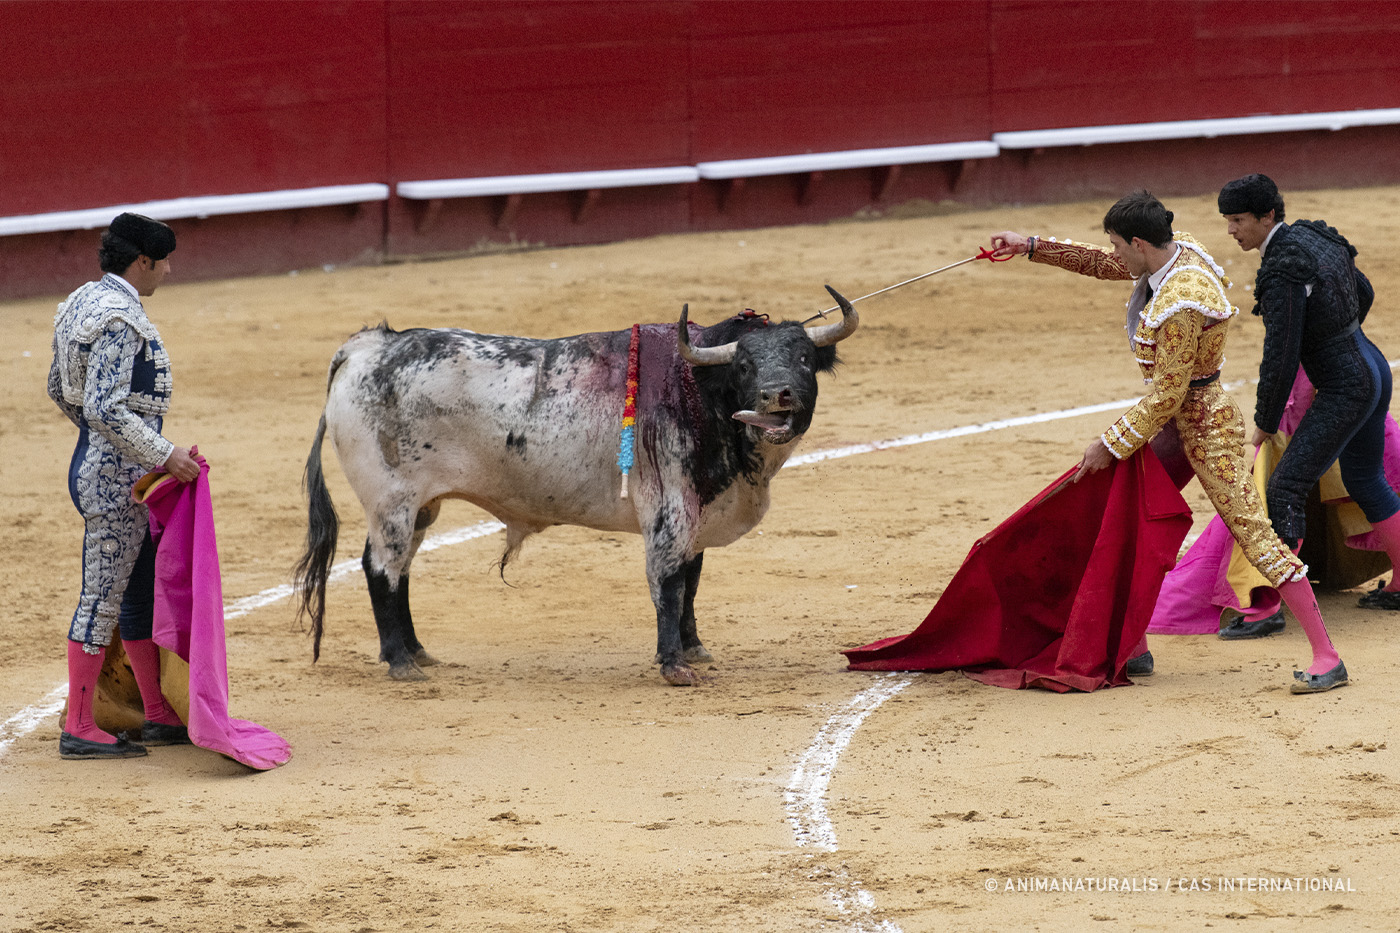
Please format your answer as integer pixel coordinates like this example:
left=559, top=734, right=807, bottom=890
left=1357, top=582, right=1400, bottom=610
left=141, top=720, right=191, bottom=746
left=1290, top=660, right=1349, bottom=694
left=59, top=731, right=148, bottom=760
left=1219, top=609, right=1286, bottom=640
left=1125, top=650, right=1154, bottom=677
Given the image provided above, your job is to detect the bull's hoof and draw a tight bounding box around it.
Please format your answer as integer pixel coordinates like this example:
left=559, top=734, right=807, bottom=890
left=683, top=645, right=714, bottom=664
left=661, top=662, right=698, bottom=686
left=387, top=660, right=429, bottom=682
left=413, top=648, right=441, bottom=667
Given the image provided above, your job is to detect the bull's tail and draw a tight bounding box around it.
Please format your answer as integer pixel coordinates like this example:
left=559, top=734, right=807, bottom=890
left=293, top=410, right=340, bottom=662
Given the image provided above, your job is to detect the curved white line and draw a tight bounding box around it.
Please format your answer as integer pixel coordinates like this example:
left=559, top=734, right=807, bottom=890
left=785, top=674, right=914, bottom=930
left=785, top=674, right=914, bottom=851
left=0, top=685, right=69, bottom=758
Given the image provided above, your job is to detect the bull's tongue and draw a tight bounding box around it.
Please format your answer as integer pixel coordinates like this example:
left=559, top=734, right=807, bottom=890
left=732, top=410, right=788, bottom=428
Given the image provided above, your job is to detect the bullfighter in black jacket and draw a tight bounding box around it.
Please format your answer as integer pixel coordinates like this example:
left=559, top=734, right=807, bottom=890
left=1220, top=174, right=1400, bottom=629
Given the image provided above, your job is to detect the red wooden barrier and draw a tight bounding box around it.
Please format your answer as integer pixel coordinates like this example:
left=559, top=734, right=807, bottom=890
left=6, top=0, right=1400, bottom=298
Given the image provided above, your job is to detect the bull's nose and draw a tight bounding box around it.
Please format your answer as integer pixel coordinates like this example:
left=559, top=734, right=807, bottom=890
left=760, top=386, right=793, bottom=409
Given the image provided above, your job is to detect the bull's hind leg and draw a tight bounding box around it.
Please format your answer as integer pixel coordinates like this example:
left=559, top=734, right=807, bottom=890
left=678, top=552, right=713, bottom=664
left=401, top=500, right=443, bottom=668
left=362, top=498, right=439, bottom=681
left=363, top=541, right=426, bottom=681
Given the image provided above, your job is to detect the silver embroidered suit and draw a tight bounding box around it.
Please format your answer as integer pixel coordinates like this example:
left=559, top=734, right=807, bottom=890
left=49, top=274, right=174, bottom=648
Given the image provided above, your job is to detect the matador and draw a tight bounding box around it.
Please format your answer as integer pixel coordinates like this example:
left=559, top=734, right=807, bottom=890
left=991, top=190, right=1348, bottom=694
left=48, top=212, right=201, bottom=758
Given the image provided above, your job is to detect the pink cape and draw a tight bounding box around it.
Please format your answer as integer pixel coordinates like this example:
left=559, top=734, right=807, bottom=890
left=137, top=464, right=292, bottom=770
left=843, top=449, right=1191, bottom=692
left=1148, top=368, right=1400, bottom=635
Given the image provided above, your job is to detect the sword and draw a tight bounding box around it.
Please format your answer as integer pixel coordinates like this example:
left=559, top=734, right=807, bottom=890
left=804, top=246, right=1011, bottom=322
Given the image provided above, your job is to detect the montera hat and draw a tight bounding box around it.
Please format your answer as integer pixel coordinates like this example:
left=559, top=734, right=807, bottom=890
left=1218, top=174, right=1281, bottom=217
left=108, top=212, right=177, bottom=260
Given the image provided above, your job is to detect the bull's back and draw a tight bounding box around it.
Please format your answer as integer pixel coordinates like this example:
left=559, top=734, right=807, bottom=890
left=325, top=326, right=639, bottom=530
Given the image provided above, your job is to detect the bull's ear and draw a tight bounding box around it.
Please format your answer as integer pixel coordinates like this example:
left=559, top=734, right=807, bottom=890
left=814, top=345, right=840, bottom=373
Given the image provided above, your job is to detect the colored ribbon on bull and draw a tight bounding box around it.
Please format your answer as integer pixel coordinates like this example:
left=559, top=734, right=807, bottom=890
left=617, top=323, right=640, bottom=498
left=804, top=246, right=1011, bottom=322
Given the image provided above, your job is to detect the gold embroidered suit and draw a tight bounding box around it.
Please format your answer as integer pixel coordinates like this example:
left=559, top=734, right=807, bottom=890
left=1031, top=233, right=1305, bottom=586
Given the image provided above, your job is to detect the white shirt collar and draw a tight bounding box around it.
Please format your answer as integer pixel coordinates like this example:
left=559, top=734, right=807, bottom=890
left=110, top=274, right=141, bottom=301
left=1146, top=244, right=1182, bottom=293
left=1260, top=222, right=1283, bottom=258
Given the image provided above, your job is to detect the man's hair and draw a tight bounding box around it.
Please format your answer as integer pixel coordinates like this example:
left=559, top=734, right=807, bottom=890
left=98, top=230, right=144, bottom=274
left=1217, top=173, right=1286, bottom=223
left=1103, top=190, right=1174, bottom=248
left=98, top=212, right=176, bottom=274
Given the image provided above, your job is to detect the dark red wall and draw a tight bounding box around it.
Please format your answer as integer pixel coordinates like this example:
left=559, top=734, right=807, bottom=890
left=1, top=1, right=386, bottom=217
left=989, top=1, right=1400, bottom=130
left=6, top=1, right=1400, bottom=298
left=687, top=2, right=992, bottom=158
left=388, top=1, right=691, bottom=177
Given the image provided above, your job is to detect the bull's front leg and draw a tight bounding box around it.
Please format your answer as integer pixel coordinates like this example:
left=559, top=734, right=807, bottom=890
left=678, top=552, right=713, bottom=664
left=649, top=556, right=696, bottom=686
left=644, top=510, right=701, bottom=685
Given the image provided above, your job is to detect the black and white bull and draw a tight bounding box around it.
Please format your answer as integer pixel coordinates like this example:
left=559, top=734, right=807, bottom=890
left=293, top=286, right=858, bottom=685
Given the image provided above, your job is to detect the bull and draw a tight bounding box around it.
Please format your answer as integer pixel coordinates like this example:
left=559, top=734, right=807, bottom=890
left=293, top=286, right=857, bottom=685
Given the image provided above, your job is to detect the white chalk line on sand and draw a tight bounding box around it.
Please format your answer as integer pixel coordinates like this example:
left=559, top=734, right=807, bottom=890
left=2, top=385, right=1245, bottom=925
left=784, top=673, right=914, bottom=931
left=0, top=685, right=68, bottom=760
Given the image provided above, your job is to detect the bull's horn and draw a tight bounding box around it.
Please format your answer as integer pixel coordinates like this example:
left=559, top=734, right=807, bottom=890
left=677, top=303, right=737, bottom=366
left=806, top=285, right=860, bottom=347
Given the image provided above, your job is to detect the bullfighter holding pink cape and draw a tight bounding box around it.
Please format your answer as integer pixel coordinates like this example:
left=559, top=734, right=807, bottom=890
left=133, top=463, right=291, bottom=770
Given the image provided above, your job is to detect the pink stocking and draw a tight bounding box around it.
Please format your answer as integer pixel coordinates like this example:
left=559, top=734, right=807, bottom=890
left=65, top=640, right=115, bottom=743
left=1276, top=577, right=1342, bottom=675
left=1367, top=511, right=1400, bottom=592
left=1130, top=633, right=1149, bottom=657
left=123, top=638, right=182, bottom=726
left=1242, top=590, right=1283, bottom=623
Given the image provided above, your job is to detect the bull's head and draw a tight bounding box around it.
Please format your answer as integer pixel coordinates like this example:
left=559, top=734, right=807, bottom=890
left=678, top=285, right=858, bottom=445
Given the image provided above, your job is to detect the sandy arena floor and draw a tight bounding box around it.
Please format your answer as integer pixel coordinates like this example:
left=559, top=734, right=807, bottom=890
left=3, top=189, right=1400, bottom=931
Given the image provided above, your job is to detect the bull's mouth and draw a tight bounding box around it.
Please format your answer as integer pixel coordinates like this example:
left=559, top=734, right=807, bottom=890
left=732, top=409, right=799, bottom=444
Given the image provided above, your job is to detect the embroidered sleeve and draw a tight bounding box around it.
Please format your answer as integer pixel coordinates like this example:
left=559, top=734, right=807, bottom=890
left=1102, top=312, right=1201, bottom=459
left=83, top=322, right=174, bottom=468
left=1029, top=238, right=1132, bottom=281
left=48, top=332, right=81, bottom=427
left=1139, top=266, right=1236, bottom=329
